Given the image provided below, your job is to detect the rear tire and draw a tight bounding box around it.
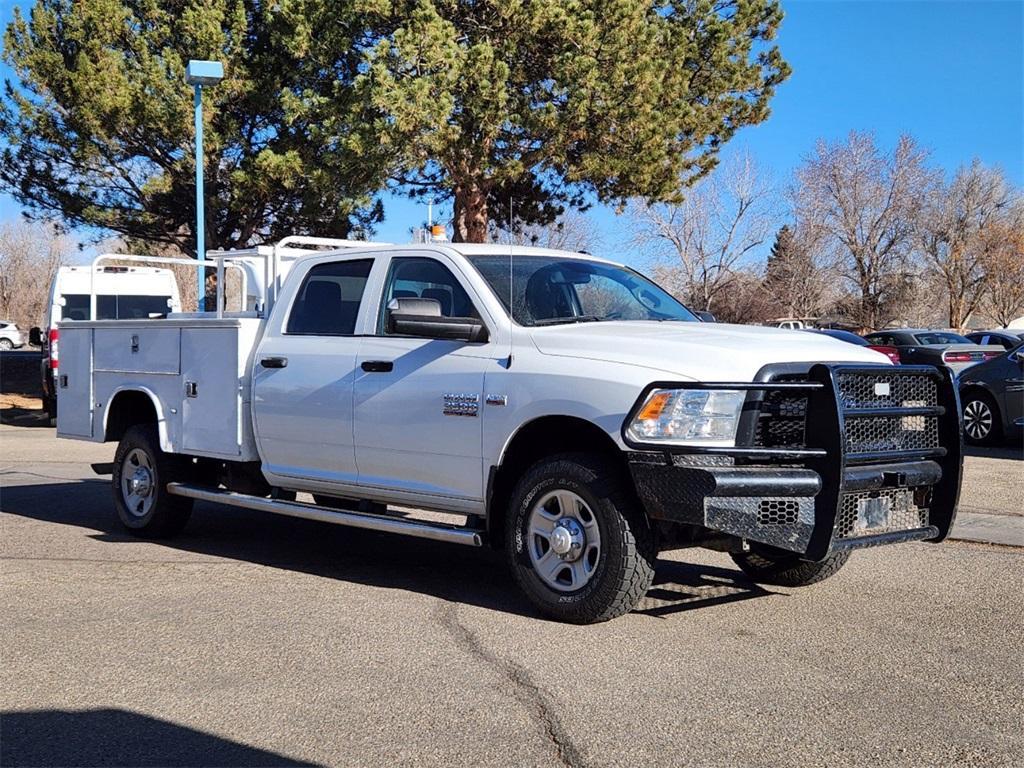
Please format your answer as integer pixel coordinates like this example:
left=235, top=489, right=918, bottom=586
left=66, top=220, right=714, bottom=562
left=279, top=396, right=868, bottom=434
left=112, top=424, right=192, bottom=538
left=962, top=391, right=1001, bottom=445
left=731, top=545, right=849, bottom=587
left=505, top=453, right=655, bottom=624
left=0, top=338, right=13, bottom=350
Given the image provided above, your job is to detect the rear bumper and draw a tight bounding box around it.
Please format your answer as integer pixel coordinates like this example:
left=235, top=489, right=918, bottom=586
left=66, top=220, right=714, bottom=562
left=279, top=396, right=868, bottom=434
left=626, top=363, right=963, bottom=561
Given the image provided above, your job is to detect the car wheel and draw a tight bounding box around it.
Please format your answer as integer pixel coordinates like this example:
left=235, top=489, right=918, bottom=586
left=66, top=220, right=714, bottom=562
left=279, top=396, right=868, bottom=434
left=731, top=544, right=850, bottom=587
left=962, top=391, right=1001, bottom=445
left=505, top=453, right=656, bottom=624
left=0, top=338, right=13, bottom=350
left=112, top=424, right=193, bottom=537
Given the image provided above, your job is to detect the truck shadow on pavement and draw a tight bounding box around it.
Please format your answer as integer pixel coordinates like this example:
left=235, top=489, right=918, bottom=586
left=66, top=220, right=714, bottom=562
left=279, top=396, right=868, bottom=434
left=0, top=478, right=776, bottom=621
left=0, top=708, right=321, bottom=767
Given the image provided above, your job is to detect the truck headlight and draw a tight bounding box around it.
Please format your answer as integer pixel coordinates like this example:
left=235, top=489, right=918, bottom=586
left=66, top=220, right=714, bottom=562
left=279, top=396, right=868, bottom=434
left=626, top=388, right=745, bottom=446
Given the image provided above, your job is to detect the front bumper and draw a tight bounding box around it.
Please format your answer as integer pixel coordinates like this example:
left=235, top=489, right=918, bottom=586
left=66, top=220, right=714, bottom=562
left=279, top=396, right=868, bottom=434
left=626, top=364, right=963, bottom=561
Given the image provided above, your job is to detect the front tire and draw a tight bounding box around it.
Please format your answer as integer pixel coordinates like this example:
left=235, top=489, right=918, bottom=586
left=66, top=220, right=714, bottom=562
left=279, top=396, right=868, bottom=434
left=112, top=424, right=192, bottom=537
left=962, top=391, right=1001, bottom=445
left=506, top=454, right=656, bottom=624
left=731, top=545, right=849, bottom=587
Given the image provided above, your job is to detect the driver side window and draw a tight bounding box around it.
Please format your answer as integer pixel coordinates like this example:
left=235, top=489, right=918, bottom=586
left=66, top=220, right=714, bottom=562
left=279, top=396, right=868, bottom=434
left=378, top=257, right=479, bottom=334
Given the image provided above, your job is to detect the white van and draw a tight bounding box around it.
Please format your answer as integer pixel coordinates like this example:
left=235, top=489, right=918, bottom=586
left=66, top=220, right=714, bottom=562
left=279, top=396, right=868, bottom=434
left=37, top=266, right=182, bottom=420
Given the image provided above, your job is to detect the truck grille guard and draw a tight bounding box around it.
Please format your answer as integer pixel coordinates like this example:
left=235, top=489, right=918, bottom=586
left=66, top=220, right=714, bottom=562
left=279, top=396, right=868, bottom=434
left=624, top=364, right=964, bottom=561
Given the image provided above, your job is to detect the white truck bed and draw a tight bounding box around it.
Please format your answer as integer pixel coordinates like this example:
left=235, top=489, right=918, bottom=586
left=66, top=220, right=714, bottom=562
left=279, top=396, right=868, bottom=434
left=56, top=315, right=264, bottom=461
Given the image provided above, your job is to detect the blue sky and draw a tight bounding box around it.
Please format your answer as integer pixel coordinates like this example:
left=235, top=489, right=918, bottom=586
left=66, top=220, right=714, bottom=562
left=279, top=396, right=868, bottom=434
left=1, top=0, right=1021, bottom=264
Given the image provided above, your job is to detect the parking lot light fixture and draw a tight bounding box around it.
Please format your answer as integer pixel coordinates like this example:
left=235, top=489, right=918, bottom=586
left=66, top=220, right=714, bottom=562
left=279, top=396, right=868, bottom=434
left=185, top=60, right=224, bottom=311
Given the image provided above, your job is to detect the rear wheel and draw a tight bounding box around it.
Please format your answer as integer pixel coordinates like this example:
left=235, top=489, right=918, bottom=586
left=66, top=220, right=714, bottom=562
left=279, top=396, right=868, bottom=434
left=731, top=544, right=849, bottom=587
left=0, top=338, right=13, bottom=350
left=506, top=454, right=656, bottom=624
left=962, top=391, right=1001, bottom=445
left=112, top=424, right=192, bottom=537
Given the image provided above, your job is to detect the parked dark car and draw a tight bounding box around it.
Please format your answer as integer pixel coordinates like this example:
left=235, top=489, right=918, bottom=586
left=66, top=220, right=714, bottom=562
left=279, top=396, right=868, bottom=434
left=864, top=329, right=1002, bottom=375
left=966, top=329, right=1024, bottom=350
left=803, top=329, right=902, bottom=364
left=957, top=344, right=1024, bottom=445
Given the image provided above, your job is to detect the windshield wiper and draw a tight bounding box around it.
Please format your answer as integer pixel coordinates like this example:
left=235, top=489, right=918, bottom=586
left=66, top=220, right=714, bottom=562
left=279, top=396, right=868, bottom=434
left=531, top=315, right=603, bottom=326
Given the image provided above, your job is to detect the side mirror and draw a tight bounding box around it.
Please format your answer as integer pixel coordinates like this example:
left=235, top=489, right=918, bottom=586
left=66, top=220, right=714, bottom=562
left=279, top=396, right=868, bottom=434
left=386, top=297, right=489, bottom=343
left=29, top=327, right=43, bottom=346
left=695, top=310, right=716, bottom=323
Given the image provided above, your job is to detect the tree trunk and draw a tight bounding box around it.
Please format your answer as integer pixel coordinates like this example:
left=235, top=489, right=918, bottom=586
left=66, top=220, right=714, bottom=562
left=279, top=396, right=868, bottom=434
left=452, top=179, right=489, bottom=243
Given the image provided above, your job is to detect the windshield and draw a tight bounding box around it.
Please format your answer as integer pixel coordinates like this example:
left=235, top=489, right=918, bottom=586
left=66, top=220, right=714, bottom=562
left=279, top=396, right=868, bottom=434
left=468, top=255, right=697, bottom=326
left=913, top=332, right=971, bottom=345
left=61, top=294, right=173, bottom=320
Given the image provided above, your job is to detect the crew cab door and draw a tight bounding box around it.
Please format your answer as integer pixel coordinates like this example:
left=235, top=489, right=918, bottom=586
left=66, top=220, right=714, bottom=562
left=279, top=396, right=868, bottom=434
left=353, top=253, right=498, bottom=501
left=252, top=256, right=378, bottom=485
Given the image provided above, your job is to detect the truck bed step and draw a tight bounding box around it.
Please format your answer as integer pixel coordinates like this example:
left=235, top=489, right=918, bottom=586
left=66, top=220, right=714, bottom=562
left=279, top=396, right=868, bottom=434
left=166, top=483, right=485, bottom=547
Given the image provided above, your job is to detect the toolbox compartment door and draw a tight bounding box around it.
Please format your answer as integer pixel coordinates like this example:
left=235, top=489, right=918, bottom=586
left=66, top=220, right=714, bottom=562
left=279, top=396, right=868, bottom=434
left=181, top=327, right=241, bottom=457
left=55, top=326, right=94, bottom=438
left=94, top=327, right=181, bottom=375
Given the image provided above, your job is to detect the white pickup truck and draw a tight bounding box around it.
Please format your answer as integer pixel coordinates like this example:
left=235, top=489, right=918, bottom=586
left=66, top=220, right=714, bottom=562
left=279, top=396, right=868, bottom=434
left=56, top=239, right=963, bottom=623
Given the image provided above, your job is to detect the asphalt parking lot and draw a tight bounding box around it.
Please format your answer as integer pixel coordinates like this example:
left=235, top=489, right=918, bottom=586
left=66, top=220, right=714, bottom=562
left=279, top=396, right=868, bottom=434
left=2, top=351, right=1023, bottom=767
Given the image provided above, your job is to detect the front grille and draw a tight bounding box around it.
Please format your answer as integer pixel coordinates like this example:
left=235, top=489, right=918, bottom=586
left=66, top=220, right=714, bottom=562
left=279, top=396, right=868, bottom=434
left=844, top=415, right=940, bottom=454
left=836, top=372, right=937, bottom=410
left=753, top=368, right=942, bottom=457
left=753, top=375, right=808, bottom=448
left=838, top=371, right=941, bottom=457
left=835, top=488, right=930, bottom=539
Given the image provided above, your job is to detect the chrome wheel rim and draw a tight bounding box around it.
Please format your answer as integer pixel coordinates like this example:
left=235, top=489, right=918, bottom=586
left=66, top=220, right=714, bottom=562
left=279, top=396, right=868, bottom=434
left=121, top=448, right=155, bottom=518
left=527, top=490, right=601, bottom=592
left=963, top=400, right=993, bottom=440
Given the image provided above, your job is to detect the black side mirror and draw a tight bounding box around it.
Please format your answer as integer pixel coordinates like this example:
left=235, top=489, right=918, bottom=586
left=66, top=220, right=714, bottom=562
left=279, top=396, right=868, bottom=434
left=695, top=311, right=717, bottom=323
left=386, top=298, right=489, bottom=343
left=29, top=327, right=43, bottom=346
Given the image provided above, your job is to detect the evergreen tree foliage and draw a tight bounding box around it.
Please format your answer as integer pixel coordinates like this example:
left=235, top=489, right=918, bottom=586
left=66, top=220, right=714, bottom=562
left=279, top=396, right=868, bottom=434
left=0, top=0, right=384, bottom=253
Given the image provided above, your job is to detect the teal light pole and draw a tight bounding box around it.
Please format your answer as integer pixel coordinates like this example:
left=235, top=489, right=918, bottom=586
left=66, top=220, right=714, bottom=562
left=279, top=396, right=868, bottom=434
left=185, top=60, right=224, bottom=311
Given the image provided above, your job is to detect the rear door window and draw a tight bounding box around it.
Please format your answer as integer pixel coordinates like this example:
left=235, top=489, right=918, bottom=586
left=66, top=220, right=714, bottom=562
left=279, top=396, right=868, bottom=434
left=286, top=259, right=374, bottom=335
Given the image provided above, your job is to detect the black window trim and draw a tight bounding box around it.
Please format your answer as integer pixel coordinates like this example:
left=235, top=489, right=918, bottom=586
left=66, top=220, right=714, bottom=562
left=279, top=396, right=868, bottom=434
left=283, top=257, right=376, bottom=337
left=375, top=254, right=491, bottom=341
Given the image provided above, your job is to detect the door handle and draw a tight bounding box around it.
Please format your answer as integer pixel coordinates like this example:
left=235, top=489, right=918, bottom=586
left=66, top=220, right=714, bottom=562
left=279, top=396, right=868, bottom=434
left=361, top=360, right=394, bottom=373
left=260, top=356, right=288, bottom=369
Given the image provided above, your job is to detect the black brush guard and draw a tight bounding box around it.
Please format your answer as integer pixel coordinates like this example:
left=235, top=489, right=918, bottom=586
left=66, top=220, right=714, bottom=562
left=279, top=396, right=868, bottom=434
left=624, top=364, right=963, bottom=561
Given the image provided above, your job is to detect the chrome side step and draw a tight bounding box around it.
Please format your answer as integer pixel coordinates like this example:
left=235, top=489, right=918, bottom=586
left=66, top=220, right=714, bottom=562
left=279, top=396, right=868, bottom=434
left=166, top=483, right=485, bottom=547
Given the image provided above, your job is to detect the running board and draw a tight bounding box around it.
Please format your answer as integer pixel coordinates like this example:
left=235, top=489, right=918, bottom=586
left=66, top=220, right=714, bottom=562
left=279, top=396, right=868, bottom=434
left=166, top=483, right=485, bottom=547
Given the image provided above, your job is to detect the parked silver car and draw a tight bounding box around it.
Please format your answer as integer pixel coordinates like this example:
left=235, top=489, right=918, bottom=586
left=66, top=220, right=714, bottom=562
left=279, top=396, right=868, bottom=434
left=0, top=320, right=26, bottom=350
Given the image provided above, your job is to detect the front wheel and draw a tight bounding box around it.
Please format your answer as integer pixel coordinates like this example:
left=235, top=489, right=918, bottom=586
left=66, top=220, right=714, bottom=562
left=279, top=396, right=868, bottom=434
left=506, top=454, right=656, bottom=624
left=731, top=545, right=849, bottom=587
left=112, top=424, right=192, bottom=537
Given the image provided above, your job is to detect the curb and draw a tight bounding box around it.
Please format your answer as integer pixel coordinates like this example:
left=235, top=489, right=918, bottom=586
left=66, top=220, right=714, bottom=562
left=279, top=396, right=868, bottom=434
left=949, top=511, right=1024, bottom=549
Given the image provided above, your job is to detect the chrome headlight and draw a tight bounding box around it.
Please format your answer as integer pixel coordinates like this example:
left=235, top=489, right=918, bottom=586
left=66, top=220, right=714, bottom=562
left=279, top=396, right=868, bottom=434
left=626, top=388, right=745, bottom=446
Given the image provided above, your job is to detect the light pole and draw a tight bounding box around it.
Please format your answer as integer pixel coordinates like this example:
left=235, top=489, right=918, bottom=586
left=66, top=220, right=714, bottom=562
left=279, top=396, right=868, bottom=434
left=185, top=59, right=224, bottom=311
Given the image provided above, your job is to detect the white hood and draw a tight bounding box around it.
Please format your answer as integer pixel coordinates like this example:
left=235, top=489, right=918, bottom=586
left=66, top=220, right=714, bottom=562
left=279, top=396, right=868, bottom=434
left=529, top=321, right=891, bottom=380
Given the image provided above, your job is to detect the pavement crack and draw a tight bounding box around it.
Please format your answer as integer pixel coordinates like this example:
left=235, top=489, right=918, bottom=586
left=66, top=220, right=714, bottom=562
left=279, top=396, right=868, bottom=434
left=436, top=601, right=588, bottom=768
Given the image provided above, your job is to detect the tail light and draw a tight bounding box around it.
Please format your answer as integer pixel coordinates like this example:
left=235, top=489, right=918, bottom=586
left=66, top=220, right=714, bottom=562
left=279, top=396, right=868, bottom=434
left=868, top=345, right=901, bottom=364
left=942, top=351, right=973, bottom=363
left=982, top=351, right=1001, bottom=361
left=48, top=328, right=59, bottom=369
